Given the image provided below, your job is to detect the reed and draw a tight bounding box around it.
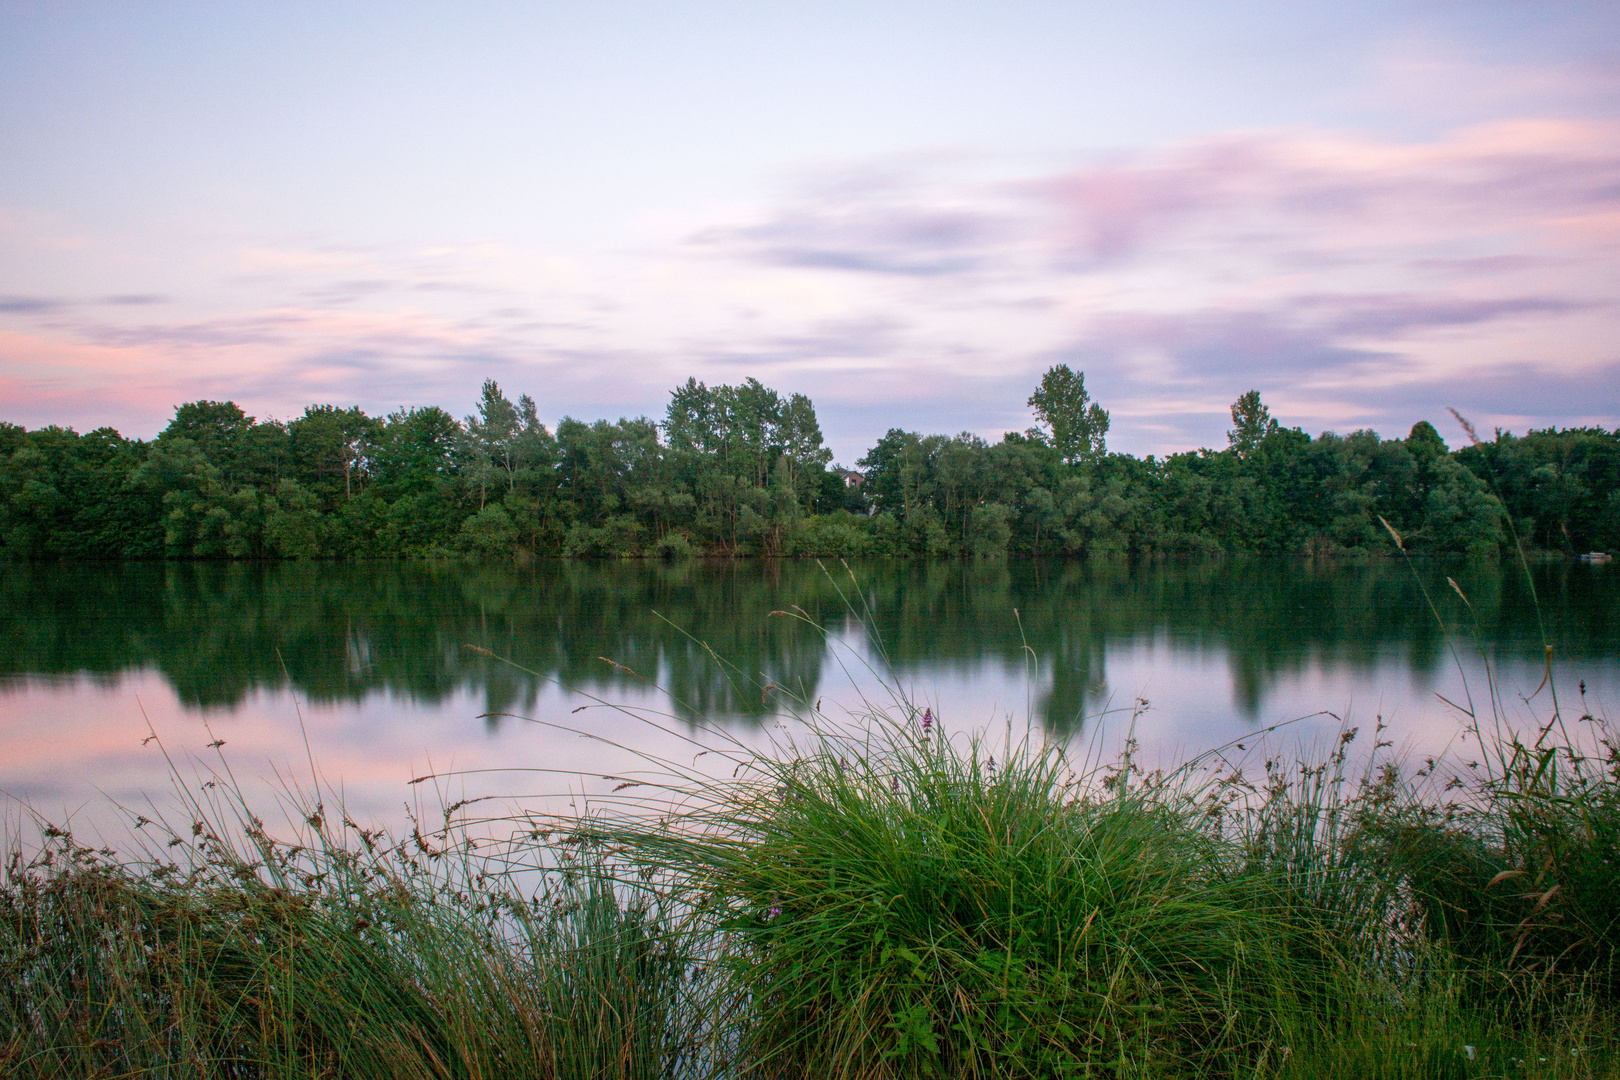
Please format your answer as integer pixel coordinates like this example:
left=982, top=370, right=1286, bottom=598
left=572, top=692, right=1619, bottom=1079
left=0, top=777, right=697, bottom=1079
left=3, top=561, right=1618, bottom=1077
left=5, top=698, right=1616, bottom=1078
left=591, top=717, right=1287, bottom=1077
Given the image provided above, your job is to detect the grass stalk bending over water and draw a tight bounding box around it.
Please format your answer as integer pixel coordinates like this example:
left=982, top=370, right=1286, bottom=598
left=3, top=597, right=1619, bottom=1076
left=576, top=692, right=1619, bottom=1079
left=1, top=782, right=697, bottom=1079
left=595, top=718, right=1289, bottom=1077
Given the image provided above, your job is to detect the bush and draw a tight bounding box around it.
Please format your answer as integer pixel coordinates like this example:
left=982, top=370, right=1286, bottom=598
left=788, top=512, right=873, bottom=557
left=458, top=503, right=518, bottom=558
left=264, top=479, right=324, bottom=558
left=602, top=719, right=1305, bottom=1078
left=1429, top=716, right=1620, bottom=1003
left=653, top=530, right=697, bottom=559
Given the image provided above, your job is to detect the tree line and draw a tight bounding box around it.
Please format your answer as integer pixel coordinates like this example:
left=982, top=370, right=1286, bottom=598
left=1, top=366, right=1614, bottom=560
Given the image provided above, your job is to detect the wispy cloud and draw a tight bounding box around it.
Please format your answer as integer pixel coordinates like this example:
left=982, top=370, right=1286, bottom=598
left=683, top=118, right=1620, bottom=449
left=101, top=294, right=168, bottom=306
left=693, top=196, right=1012, bottom=277
left=2, top=119, right=1616, bottom=455
left=0, top=295, right=65, bottom=314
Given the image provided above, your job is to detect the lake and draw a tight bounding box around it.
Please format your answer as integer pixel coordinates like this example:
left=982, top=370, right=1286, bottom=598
left=3, top=557, right=1617, bottom=840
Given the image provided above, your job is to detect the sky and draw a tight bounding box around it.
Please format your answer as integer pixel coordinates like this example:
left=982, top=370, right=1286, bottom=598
left=1, top=1, right=1618, bottom=464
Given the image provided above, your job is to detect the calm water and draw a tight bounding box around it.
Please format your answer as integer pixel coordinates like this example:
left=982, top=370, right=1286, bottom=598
left=4, top=558, right=1617, bottom=838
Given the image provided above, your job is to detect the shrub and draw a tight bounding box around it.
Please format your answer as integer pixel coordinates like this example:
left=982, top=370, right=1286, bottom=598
left=458, top=503, right=518, bottom=558
left=654, top=530, right=697, bottom=559
left=601, top=719, right=1300, bottom=1079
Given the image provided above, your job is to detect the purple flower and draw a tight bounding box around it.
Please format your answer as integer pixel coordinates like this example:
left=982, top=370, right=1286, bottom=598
left=920, top=708, right=933, bottom=734
left=767, top=905, right=782, bottom=920
left=986, top=756, right=997, bottom=777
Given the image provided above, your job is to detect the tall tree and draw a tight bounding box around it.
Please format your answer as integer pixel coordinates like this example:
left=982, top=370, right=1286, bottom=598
left=1028, top=365, right=1110, bottom=465
left=465, top=379, right=522, bottom=504
left=163, top=401, right=253, bottom=460
left=373, top=406, right=462, bottom=495
left=664, top=378, right=723, bottom=456
left=513, top=393, right=555, bottom=473
left=1227, top=390, right=1278, bottom=458
left=776, top=391, right=832, bottom=498
left=288, top=405, right=377, bottom=501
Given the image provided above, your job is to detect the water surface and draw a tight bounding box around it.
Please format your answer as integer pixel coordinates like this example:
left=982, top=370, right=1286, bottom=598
left=4, top=558, right=1616, bottom=838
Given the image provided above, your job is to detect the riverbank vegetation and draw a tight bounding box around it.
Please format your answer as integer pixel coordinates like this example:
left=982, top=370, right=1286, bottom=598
left=4, top=368, right=1615, bottom=560
left=4, top=661, right=1618, bottom=1077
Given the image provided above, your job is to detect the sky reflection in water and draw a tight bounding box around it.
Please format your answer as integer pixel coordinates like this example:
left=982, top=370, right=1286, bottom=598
left=3, top=559, right=1616, bottom=843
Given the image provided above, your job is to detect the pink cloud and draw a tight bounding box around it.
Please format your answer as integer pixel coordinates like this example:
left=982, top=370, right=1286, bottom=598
left=2, top=119, right=1617, bottom=454
left=1032, top=120, right=1620, bottom=272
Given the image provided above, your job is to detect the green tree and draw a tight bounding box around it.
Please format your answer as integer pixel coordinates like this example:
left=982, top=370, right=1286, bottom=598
left=512, top=394, right=557, bottom=479
left=263, top=479, right=324, bottom=558
left=1405, top=420, right=1447, bottom=461
left=663, top=377, right=834, bottom=551
left=129, top=437, right=228, bottom=556
left=288, top=405, right=377, bottom=503
left=1457, top=426, right=1620, bottom=552
left=1028, top=365, right=1109, bottom=465
left=857, top=429, right=924, bottom=518
left=1227, top=390, right=1278, bottom=458
left=458, top=503, right=519, bottom=558
left=464, top=379, right=523, bottom=507
left=373, top=406, right=463, bottom=496
left=778, top=391, right=833, bottom=495
left=556, top=416, right=664, bottom=552
left=163, top=401, right=252, bottom=476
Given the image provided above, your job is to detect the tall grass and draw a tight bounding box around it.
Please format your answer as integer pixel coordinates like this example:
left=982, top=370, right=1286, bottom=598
left=6, top=701, right=1617, bottom=1078
left=0, top=773, right=697, bottom=1079
left=4, top=562, right=1619, bottom=1077
left=596, top=718, right=1291, bottom=1077
left=574, top=697, right=1620, bottom=1079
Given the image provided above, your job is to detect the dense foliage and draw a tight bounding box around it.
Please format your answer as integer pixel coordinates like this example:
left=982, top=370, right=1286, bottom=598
left=3, top=367, right=1612, bottom=559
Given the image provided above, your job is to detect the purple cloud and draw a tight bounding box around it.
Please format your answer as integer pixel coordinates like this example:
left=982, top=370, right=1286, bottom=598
left=4, top=121, right=1617, bottom=457
left=691, top=168, right=1016, bottom=277
left=101, top=294, right=168, bottom=306
left=0, top=295, right=65, bottom=314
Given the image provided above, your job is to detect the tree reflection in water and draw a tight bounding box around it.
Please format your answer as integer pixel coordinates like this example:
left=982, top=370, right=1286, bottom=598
left=3, top=558, right=1614, bottom=736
